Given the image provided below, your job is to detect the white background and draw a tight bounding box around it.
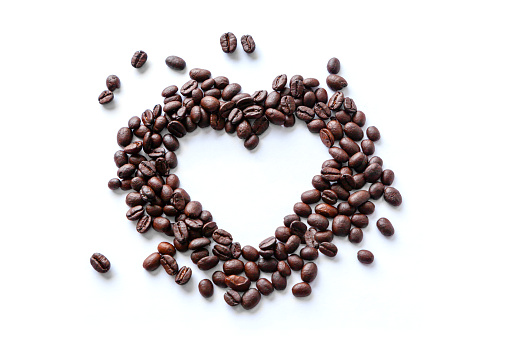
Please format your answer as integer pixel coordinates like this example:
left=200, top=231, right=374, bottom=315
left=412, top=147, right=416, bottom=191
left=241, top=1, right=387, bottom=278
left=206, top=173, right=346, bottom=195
left=1, top=0, right=508, bottom=337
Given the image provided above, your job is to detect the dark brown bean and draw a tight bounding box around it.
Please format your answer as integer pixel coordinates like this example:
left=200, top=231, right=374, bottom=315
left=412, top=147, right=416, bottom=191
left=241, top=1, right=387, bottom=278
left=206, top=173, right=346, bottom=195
left=212, top=271, right=227, bottom=288
left=357, top=250, right=374, bottom=264
left=242, top=245, right=260, bottom=262
left=197, top=255, right=219, bottom=270
left=244, top=261, right=260, bottom=281
left=160, top=254, right=178, bottom=276
left=143, top=253, right=161, bottom=271
left=90, top=253, right=110, bottom=273
left=256, top=278, right=274, bottom=296
left=349, top=227, right=363, bottom=243
left=301, top=262, right=318, bottom=283
left=367, top=126, right=381, bottom=141
left=327, top=57, right=340, bottom=74
left=287, top=254, right=304, bottom=271
left=384, top=187, right=403, bottom=206
left=198, top=279, right=214, bottom=298
left=220, top=32, right=237, bottom=53
left=241, top=288, right=261, bottom=310
left=225, top=275, right=250, bottom=292
left=175, top=266, right=192, bottom=285
left=224, top=290, right=241, bottom=306
left=377, top=217, right=395, bottom=236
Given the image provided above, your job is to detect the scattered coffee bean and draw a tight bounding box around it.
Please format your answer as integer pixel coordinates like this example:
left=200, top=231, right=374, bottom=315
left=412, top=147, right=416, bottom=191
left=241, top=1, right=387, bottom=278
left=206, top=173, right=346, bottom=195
left=131, top=50, right=147, bottom=68
left=301, top=262, right=318, bottom=283
left=98, top=90, right=113, bottom=104
left=224, top=290, right=242, bottom=306
left=198, top=279, right=214, bottom=298
left=384, top=187, right=403, bottom=206
left=90, top=253, right=110, bottom=273
left=106, top=75, right=121, bottom=91
left=175, top=266, right=192, bottom=285
left=143, top=252, right=161, bottom=271
left=357, top=250, right=374, bottom=264
left=220, top=32, right=237, bottom=53
left=241, top=35, right=256, bottom=53
left=327, top=57, right=341, bottom=74
left=377, top=217, right=395, bottom=236
left=256, top=278, right=274, bottom=296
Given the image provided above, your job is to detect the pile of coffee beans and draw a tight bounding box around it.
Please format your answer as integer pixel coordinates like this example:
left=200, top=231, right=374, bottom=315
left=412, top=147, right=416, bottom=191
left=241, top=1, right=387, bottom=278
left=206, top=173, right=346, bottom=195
left=100, top=51, right=402, bottom=310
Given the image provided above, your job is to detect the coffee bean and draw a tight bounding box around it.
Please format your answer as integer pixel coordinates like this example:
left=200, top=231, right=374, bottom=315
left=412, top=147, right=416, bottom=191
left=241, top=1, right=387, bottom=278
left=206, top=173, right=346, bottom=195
left=274, top=242, right=288, bottom=261
left=190, top=249, right=208, bottom=264
left=90, top=253, right=110, bottom=273
left=197, top=255, right=220, bottom=270
left=344, top=97, right=357, bottom=113
left=131, top=50, right=147, bottom=68
left=315, top=88, right=328, bottom=103
left=357, top=250, right=374, bottom=264
left=292, top=282, right=312, bottom=297
left=242, top=246, right=259, bottom=262
left=225, top=275, right=250, bottom=292
left=153, top=217, right=170, bottom=232
left=312, top=175, right=331, bottom=191
left=257, top=258, right=278, bottom=273
left=212, top=271, right=227, bottom=288
left=287, top=254, right=304, bottom=271
left=361, top=139, right=375, bottom=155
left=327, top=57, right=341, bottom=74
left=126, top=205, right=144, bottom=220
left=162, top=85, right=178, bottom=97
left=381, top=169, right=395, bottom=185
left=293, top=202, right=312, bottom=217
left=307, top=213, right=329, bottom=231
left=290, top=220, right=307, bottom=239
left=244, top=261, right=260, bottom=281
left=320, top=128, right=335, bottom=148
left=265, top=91, right=281, bottom=108
left=106, top=75, right=120, bottom=91
left=114, top=150, right=128, bottom=168
left=175, top=266, right=192, bottom=285
left=307, top=119, right=326, bottom=133
left=159, top=254, right=178, bottom=276
left=223, top=259, right=244, bottom=276
left=315, top=230, right=334, bottom=243
left=369, top=182, right=385, bottom=200
left=212, top=229, right=233, bottom=246
left=285, top=235, right=301, bottom=254
left=326, top=74, right=348, bottom=91
left=367, top=126, right=381, bottom=141
left=190, top=68, right=211, bottom=82
left=377, top=217, right=395, bottom=236
left=300, top=246, right=319, bottom=261
left=296, top=106, right=315, bottom=122
left=321, top=167, right=340, bottom=181
left=167, top=121, right=187, bottom=138
left=272, top=74, right=287, bottom=91
left=348, top=190, right=370, bottom=207
left=328, top=91, right=345, bottom=110
left=384, top=187, right=402, bottom=206
left=305, top=228, right=319, bottom=249
left=240, top=35, right=256, bottom=53
left=303, top=91, right=316, bottom=107
left=314, top=102, right=331, bottom=119
left=352, top=111, right=366, bottom=126
left=98, top=90, right=113, bottom=104
left=174, top=239, right=188, bottom=252
left=271, top=271, right=287, bottom=290
left=275, top=226, right=292, bottom=243
left=301, top=262, right=318, bottom=283
left=290, top=77, right=304, bottom=98
left=301, top=189, right=321, bottom=204
left=344, top=122, right=364, bottom=141
left=165, top=56, right=186, bottom=70
left=198, top=279, right=214, bottom=298
left=265, top=108, right=285, bottom=125
left=241, top=288, right=261, bottom=310
left=358, top=201, right=375, bottom=215
left=224, top=290, right=242, bottom=306
left=108, top=178, right=121, bottom=190
left=351, top=213, right=369, bottom=228
left=259, top=236, right=277, bottom=251
left=349, top=227, right=363, bottom=243
left=338, top=202, right=356, bottom=216
left=143, top=252, right=161, bottom=271
left=322, top=189, right=338, bottom=205
left=220, top=32, right=237, bottom=53
left=157, top=242, right=176, bottom=256
left=256, top=278, right=274, bottom=296
left=329, top=146, right=349, bottom=163
left=188, top=237, right=211, bottom=250
left=283, top=214, right=300, bottom=228
left=364, top=163, right=383, bottom=183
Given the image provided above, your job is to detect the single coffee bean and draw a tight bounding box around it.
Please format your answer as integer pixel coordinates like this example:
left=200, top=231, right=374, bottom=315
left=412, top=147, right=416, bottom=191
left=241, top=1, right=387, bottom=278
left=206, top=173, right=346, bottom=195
left=280, top=96, right=296, bottom=115
left=212, top=229, right=233, bottom=246
left=256, top=278, right=274, bottom=296
left=157, top=242, right=176, bottom=256
left=358, top=250, right=374, bottom=264
left=241, top=245, right=259, bottom=262
left=338, top=202, right=356, bottom=216
left=188, top=237, right=211, bottom=250
left=108, top=178, right=121, bottom=190
left=236, top=120, right=252, bottom=139
left=322, top=159, right=341, bottom=169
left=294, top=202, right=312, bottom=217
left=287, top=254, right=304, bottom=271
left=184, top=201, right=202, bottom=219
left=348, top=190, right=370, bottom=207
left=367, top=126, right=381, bottom=141
left=274, top=242, right=288, bottom=261
left=369, top=156, right=384, bottom=167
left=131, top=50, right=147, bottom=68
left=301, top=189, right=321, bottom=204
left=259, top=236, right=277, bottom=251
left=381, top=169, right=395, bottom=185
left=90, top=253, right=110, bottom=273
left=241, top=288, right=261, bottom=310
left=303, top=77, right=320, bottom=87
left=344, top=122, right=364, bottom=141
left=114, top=150, right=128, bottom=168
left=244, top=261, right=260, bottom=281
left=344, top=97, right=357, bottom=113
left=271, top=271, right=287, bottom=291
left=223, top=259, right=245, bottom=276
left=165, top=55, right=186, bottom=70
left=300, top=246, right=319, bottom=261
left=191, top=249, right=209, bottom=264
left=322, top=189, right=338, bottom=205
left=198, top=279, right=214, bottom=298
left=339, top=137, right=361, bottom=156
left=175, top=266, right=192, bottom=285
left=327, top=57, right=341, bottom=74
left=305, top=228, right=319, bottom=249
left=290, top=77, right=304, bottom=98
left=326, top=74, right=348, bottom=91
left=285, top=235, right=301, bottom=254
left=189, top=68, right=211, bottom=82
left=332, top=215, right=351, bottom=236
left=240, top=34, right=256, bottom=53
left=358, top=201, right=376, bottom=215
left=364, top=163, right=383, bottom=183
left=328, top=91, right=345, bottom=110
left=173, top=239, right=188, bottom=252
left=292, top=282, right=312, bottom=297
left=225, top=275, right=250, bottom=292
left=296, top=106, right=315, bottom=122
left=220, top=32, right=237, bottom=53
left=303, top=90, right=316, bottom=107
left=283, top=214, right=300, bottom=227
left=369, top=182, right=385, bottom=200
left=257, top=258, right=278, bottom=273
left=272, top=74, right=287, bottom=91
left=352, top=111, right=366, bottom=126
left=315, top=230, right=334, bottom=243
left=301, top=262, right=318, bottom=283
left=230, top=242, right=242, bottom=259
left=265, top=108, right=285, bottom=125
left=126, top=205, right=144, bottom=220
left=224, top=290, right=242, bottom=306
left=212, top=271, right=227, bottom=288
left=384, top=187, right=403, bottom=206
left=307, top=119, right=327, bottom=133
left=265, top=91, right=281, bottom=108
left=197, top=255, right=219, bottom=270
left=312, top=175, right=331, bottom=191
left=315, top=203, right=339, bottom=218
left=377, top=217, right=395, bottom=236
left=98, top=90, right=113, bottom=104
left=349, top=227, right=363, bottom=243
left=143, top=252, right=161, bottom=271
left=331, top=183, right=350, bottom=201
left=275, top=226, right=292, bottom=243
left=290, top=220, right=307, bottom=239
left=307, top=213, right=329, bottom=231
left=314, top=102, right=331, bottom=119
left=329, top=146, right=349, bottom=163
left=320, top=128, right=335, bottom=148
left=351, top=214, right=369, bottom=228
left=315, top=87, right=328, bottom=103
left=152, top=217, right=170, bottom=232
left=361, top=139, right=375, bottom=155
left=162, top=85, right=178, bottom=97
left=106, top=75, right=120, bottom=91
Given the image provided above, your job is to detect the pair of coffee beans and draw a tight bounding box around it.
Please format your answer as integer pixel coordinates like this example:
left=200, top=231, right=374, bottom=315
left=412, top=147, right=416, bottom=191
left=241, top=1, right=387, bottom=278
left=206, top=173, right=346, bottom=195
left=220, top=32, right=256, bottom=54
left=98, top=75, right=120, bottom=105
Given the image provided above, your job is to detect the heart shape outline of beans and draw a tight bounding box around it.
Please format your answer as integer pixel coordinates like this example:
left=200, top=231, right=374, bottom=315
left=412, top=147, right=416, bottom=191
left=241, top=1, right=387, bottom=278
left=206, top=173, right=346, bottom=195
left=110, top=66, right=402, bottom=310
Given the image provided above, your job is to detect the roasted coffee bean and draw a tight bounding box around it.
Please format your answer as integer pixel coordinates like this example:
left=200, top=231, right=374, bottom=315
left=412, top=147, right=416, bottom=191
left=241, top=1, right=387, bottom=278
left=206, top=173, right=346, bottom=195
left=146, top=204, right=163, bottom=217
left=153, top=217, right=171, bottom=232
left=271, top=271, right=287, bottom=291
left=227, top=242, right=241, bottom=259
left=256, top=278, right=274, bottom=296
left=159, top=254, right=178, bottom=276
left=384, top=187, right=402, bottom=206
left=188, top=237, right=211, bottom=250
left=296, top=106, right=315, bottom=122
left=126, top=192, right=144, bottom=207
left=272, top=74, right=287, bottom=91
left=117, top=164, right=135, bottom=179
left=314, top=102, right=331, bottom=119
left=224, top=290, right=241, bottom=306
left=170, top=191, right=186, bottom=211
left=223, top=259, right=245, bottom=276
left=301, top=262, right=318, bottom=283
left=165, top=55, right=186, bottom=70
left=241, top=288, right=261, bottom=310
left=106, top=75, right=120, bottom=91
left=189, top=68, right=211, bottom=82
left=328, top=91, right=345, bottom=110
left=351, top=214, right=369, bottom=228
left=259, top=249, right=274, bottom=259
left=265, top=108, right=285, bottom=125
left=252, top=116, right=269, bottom=136
left=293, top=202, right=312, bottom=217
left=284, top=234, right=301, bottom=254
left=108, top=178, right=121, bottom=190
left=287, top=254, right=304, bottom=271
left=245, top=134, right=260, bottom=150
left=182, top=201, right=201, bottom=219
left=202, top=221, right=218, bottom=237
left=114, top=150, right=128, bottom=168
left=243, top=261, right=260, bottom=281
left=280, top=96, right=296, bottom=115
left=242, top=246, right=260, bottom=261
left=275, top=226, right=292, bottom=243
left=290, top=77, right=304, bottom=97
left=331, top=183, right=350, bottom=201
left=340, top=137, right=361, bottom=156
left=361, top=139, right=375, bottom=155
left=329, top=147, right=349, bottom=163
left=349, top=227, right=363, bottom=243
left=318, top=242, right=338, bottom=257
left=173, top=239, right=188, bottom=252
left=369, top=156, right=384, bottom=167
left=367, top=126, right=381, bottom=141
left=172, top=221, right=189, bottom=243
left=320, top=128, right=335, bottom=148
left=162, top=134, right=180, bottom=152
left=321, top=167, right=340, bottom=181
left=305, top=228, right=319, bottom=248
left=381, top=169, right=395, bottom=185
left=344, top=97, right=357, bottom=113
left=212, top=229, right=233, bottom=246
left=307, top=119, right=326, bottom=133
left=265, top=91, right=281, bottom=108
left=303, top=91, right=316, bottom=107
left=143, top=252, right=161, bottom=271
left=213, top=244, right=232, bottom=261
left=322, top=159, right=341, bottom=169
left=327, top=57, right=341, bottom=74
left=252, top=89, right=267, bottom=104
left=259, top=236, right=277, bottom=251
left=344, top=122, right=364, bottom=141
left=352, top=111, right=366, bottom=126
left=162, top=85, right=179, bottom=97
left=196, top=255, right=219, bottom=271
left=315, top=230, right=334, bottom=243
left=180, top=79, right=198, bottom=96
left=349, top=152, right=368, bottom=171
left=225, top=275, right=250, bottom=292
left=220, top=32, right=237, bottom=53
left=300, top=246, right=319, bottom=261
left=167, top=121, right=187, bottom=138
left=157, top=242, right=176, bottom=256
left=274, top=242, right=288, bottom=261
left=98, top=90, right=113, bottom=104
left=307, top=213, right=329, bottom=231
left=201, top=79, right=215, bottom=92
left=191, top=249, right=209, bottom=264
left=364, top=163, right=383, bottom=183
left=326, top=74, right=347, bottom=91
left=303, top=77, right=319, bottom=88
left=227, top=108, right=244, bottom=125
left=257, top=258, right=278, bottom=273
left=321, top=189, right=338, bottom=205
left=236, top=120, right=252, bottom=139
left=117, top=127, right=132, bottom=147
left=175, top=266, right=192, bottom=285
left=210, top=114, right=225, bottom=130
left=126, top=205, right=144, bottom=220
left=90, top=253, right=110, bottom=273
left=276, top=261, right=291, bottom=277
left=301, top=189, right=321, bottom=204
left=369, top=182, right=385, bottom=200
left=140, top=185, right=156, bottom=202
left=358, top=250, right=374, bottom=264
left=312, top=175, right=331, bottom=191
left=315, top=88, right=328, bottom=103
left=358, top=201, right=375, bottom=215
left=293, top=282, right=312, bottom=297
left=290, top=220, right=307, bottom=239
left=284, top=214, right=301, bottom=227
left=221, top=83, right=241, bottom=101
left=377, top=217, right=395, bottom=236
left=131, top=50, right=147, bottom=68
left=338, top=202, right=356, bottom=216
left=240, top=34, right=256, bottom=53
left=212, top=271, right=227, bottom=288
left=348, top=190, right=370, bottom=207
left=133, top=125, right=150, bottom=138
left=198, top=279, right=214, bottom=298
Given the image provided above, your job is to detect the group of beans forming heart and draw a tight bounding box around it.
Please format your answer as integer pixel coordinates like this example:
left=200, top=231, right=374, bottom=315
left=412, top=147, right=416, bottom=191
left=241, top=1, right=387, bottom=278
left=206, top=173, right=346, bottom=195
left=93, top=33, right=402, bottom=310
